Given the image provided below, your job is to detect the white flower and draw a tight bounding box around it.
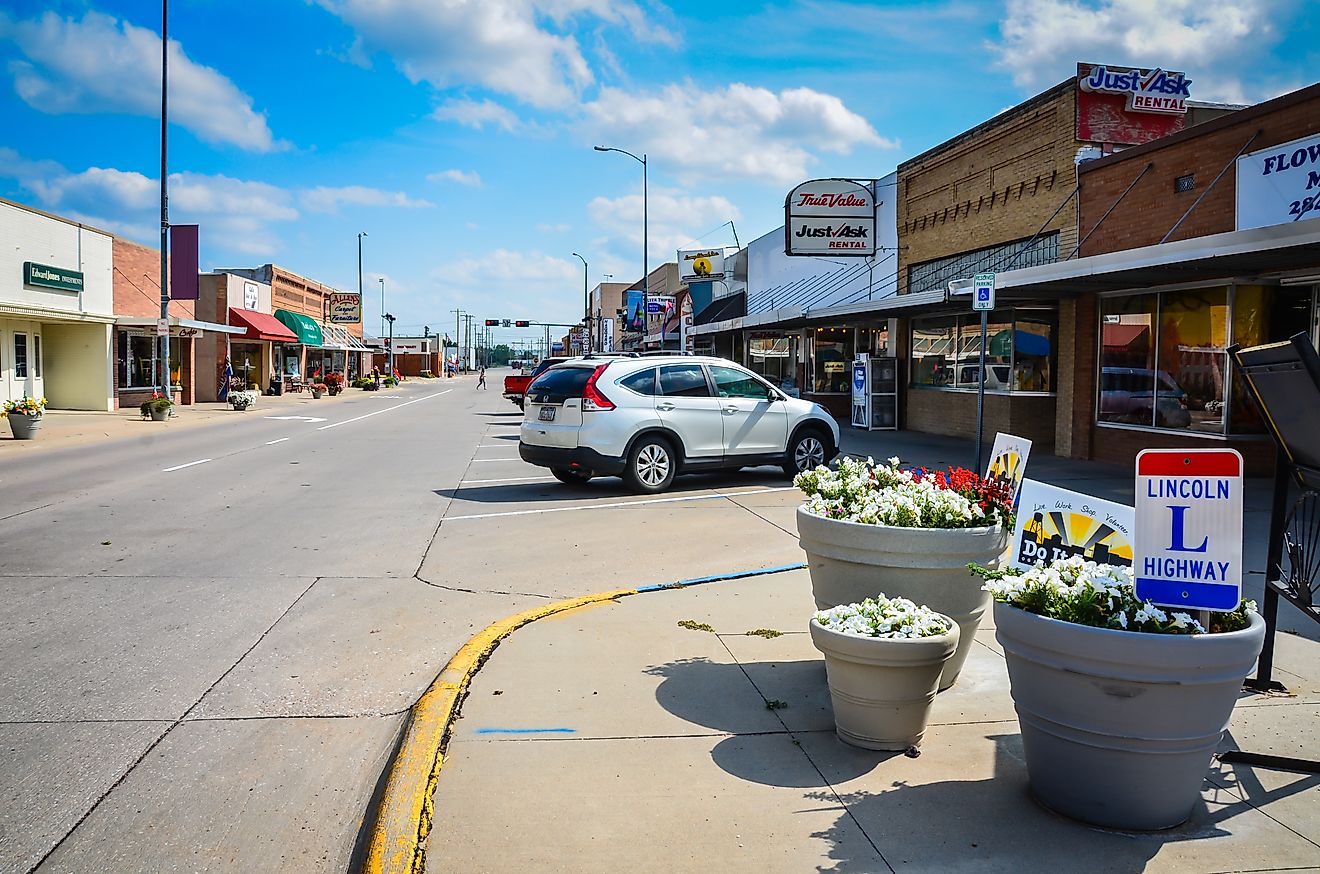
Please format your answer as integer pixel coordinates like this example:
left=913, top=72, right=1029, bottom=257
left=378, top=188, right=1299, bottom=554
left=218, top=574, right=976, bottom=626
left=814, top=595, right=951, bottom=640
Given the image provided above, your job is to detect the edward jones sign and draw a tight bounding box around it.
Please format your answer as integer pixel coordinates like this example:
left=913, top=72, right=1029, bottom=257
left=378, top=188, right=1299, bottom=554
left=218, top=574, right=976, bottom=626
left=1237, top=131, right=1320, bottom=230
left=784, top=179, right=876, bottom=257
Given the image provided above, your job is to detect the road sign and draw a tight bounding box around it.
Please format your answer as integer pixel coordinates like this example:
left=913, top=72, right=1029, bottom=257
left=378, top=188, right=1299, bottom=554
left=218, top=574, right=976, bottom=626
left=501, top=319, right=512, bottom=328
left=972, top=272, right=995, bottom=311
left=1134, top=448, right=1244, bottom=612
left=156, top=318, right=170, bottom=336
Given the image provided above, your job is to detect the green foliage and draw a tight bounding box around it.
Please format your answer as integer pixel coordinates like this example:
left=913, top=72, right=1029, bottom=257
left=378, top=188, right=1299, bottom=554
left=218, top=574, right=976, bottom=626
left=677, top=619, right=715, bottom=633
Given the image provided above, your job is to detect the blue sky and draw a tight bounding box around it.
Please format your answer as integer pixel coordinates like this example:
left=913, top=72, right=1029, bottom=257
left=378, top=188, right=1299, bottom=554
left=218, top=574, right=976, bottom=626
left=1, top=1, right=1315, bottom=345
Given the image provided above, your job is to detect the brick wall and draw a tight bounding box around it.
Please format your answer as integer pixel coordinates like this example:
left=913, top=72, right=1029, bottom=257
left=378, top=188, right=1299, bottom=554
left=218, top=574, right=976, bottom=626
left=905, top=388, right=1057, bottom=451
left=897, top=83, right=1081, bottom=294
left=1078, top=83, right=1320, bottom=254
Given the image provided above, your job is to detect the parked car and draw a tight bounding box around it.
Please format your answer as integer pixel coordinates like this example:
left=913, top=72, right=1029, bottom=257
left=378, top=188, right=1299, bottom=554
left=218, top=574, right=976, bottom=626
left=1099, top=367, right=1191, bottom=428
left=518, top=355, right=841, bottom=493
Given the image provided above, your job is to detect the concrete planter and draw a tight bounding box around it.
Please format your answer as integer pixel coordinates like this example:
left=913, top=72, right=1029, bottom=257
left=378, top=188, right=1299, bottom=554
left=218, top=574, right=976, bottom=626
left=311, top=389, right=324, bottom=399
left=7, top=413, right=42, bottom=440
left=149, top=407, right=169, bottom=422
left=796, top=507, right=1008, bottom=689
left=809, top=617, right=959, bottom=750
left=994, top=601, right=1265, bottom=830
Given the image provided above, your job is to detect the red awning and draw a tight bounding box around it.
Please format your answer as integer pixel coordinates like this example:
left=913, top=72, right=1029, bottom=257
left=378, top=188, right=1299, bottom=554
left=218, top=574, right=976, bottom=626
left=229, top=308, right=299, bottom=342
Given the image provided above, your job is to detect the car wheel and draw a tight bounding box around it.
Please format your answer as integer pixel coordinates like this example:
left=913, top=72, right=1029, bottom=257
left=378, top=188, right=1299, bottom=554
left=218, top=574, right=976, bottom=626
left=624, top=436, right=676, bottom=494
left=784, top=429, right=828, bottom=477
left=552, top=467, right=593, bottom=486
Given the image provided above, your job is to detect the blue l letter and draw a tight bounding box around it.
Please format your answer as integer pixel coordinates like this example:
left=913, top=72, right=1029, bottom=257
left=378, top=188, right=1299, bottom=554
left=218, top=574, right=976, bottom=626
left=1167, top=505, right=1208, bottom=552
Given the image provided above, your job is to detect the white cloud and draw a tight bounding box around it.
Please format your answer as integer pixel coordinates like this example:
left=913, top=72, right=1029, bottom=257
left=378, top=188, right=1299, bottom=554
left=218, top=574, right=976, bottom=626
left=0, top=11, right=282, bottom=151
left=991, top=0, right=1289, bottom=104
left=428, top=169, right=483, bottom=186
left=588, top=186, right=740, bottom=267
left=430, top=249, right=581, bottom=319
left=581, top=82, right=895, bottom=185
left=301, top=186, right=434, bottom=213
left=431, top=98, right=522, bottom=132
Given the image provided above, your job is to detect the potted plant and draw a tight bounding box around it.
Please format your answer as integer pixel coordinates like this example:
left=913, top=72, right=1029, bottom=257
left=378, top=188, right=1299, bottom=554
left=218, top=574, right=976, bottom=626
left=140, top=396, right=173, bottom=422
left=383, top=375, right=397, bottom=387
left=230, top=391, right=256, bottom=411
left=324, top=372, right=345, bottom=396
left=971, top=557, right=1263, bottom=830
left=795, top=456, right=1012, bottom=689
left=310, top=382, right=329, bottom=399
left=3, top=396, right=46, bottom=439
left=810, top=595, right=959, bottom=751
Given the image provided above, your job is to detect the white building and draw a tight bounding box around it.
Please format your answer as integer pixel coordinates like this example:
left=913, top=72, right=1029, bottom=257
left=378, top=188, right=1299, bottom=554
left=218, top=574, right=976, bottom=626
left=1, top=198, right=116, bottom=411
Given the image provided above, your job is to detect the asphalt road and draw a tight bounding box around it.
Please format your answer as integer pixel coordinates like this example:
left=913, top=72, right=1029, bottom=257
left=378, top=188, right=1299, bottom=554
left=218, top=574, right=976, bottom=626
left=0, top=373, right=806, bottom=873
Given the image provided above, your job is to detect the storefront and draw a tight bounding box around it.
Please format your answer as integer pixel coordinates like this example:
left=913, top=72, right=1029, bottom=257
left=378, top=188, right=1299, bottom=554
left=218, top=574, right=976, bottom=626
left=273, top=309, right=324, bottom=381
left=113, top=316, right=246, bottom=406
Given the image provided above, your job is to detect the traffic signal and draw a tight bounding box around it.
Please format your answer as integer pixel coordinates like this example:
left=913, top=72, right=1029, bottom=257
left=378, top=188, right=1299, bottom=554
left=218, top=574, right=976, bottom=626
left=485, top=319, right=499, bottom=326
left=514, top=320, right=530, bottom=328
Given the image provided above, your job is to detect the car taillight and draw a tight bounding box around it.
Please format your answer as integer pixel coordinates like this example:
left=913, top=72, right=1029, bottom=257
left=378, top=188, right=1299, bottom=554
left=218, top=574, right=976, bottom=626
left=582, top=364, right=615, bottom=411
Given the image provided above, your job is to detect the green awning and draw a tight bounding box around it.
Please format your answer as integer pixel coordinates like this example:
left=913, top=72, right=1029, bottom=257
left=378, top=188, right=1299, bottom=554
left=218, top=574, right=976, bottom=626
left=274, top=309, right=324, bottom=347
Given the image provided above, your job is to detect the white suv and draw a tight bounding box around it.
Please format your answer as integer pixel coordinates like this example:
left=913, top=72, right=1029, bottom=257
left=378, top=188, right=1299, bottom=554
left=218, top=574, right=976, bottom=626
left=518, top=355, right=841, bottom=493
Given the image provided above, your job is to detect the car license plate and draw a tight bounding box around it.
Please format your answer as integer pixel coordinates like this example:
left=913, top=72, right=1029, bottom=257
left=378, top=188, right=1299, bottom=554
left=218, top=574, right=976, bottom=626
left=538, top=406, right=556, bottom=422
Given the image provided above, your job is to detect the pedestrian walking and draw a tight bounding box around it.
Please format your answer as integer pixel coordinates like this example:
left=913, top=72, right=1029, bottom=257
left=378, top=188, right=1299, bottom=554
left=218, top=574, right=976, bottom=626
left=477, top=366, right=487, bottom=389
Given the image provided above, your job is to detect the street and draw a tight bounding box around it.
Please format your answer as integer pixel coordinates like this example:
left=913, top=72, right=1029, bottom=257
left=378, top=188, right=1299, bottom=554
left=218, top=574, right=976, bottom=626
left=0, top=373, right=808, bottom=873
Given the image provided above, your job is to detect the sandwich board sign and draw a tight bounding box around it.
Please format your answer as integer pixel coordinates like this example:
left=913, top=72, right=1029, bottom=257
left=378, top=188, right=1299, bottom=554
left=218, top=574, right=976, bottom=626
left=1134, top=449, right=1244, bottom=611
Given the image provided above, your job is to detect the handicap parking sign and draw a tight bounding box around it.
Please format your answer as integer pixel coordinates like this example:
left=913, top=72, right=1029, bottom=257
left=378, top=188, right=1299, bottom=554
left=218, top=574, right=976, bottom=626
left=972, top=272, right=995, bottom=311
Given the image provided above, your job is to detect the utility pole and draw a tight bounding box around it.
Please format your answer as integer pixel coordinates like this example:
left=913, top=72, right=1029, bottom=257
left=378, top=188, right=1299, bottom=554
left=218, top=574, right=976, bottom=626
left=158, top=0, right=171, bottom=404
left=451, top=308, right=463, bottom=374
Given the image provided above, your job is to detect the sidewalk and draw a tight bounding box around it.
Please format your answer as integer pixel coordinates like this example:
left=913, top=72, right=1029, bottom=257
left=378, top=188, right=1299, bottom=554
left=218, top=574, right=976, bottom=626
left=426, top=567, right=1320, bottom=873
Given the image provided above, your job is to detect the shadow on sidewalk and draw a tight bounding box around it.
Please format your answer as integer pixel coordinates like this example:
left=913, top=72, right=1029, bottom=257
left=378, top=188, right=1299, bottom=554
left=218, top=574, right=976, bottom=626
left=434, top=471, right=790, bottom=505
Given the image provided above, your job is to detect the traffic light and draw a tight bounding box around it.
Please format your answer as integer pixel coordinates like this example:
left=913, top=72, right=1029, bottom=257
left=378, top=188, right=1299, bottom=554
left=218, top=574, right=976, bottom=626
left=514, top=320, right=530, bottom=328
left=485, top=319, right=499, bottom=326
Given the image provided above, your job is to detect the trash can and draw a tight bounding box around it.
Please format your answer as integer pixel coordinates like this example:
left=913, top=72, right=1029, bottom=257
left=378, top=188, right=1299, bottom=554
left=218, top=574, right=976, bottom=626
left=272, top=378, right=283, bottom=396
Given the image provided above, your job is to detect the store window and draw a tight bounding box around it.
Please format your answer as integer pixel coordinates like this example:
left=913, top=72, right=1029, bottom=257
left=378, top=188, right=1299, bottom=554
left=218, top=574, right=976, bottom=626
left=1098, top=295, right=1157, bottom=426
left=14, top=333, right=28, bottom=378
left=810, top=327, right=853, bottom=393
left=911, top=310, right=1055, bottom=393
left=747, top=332, right=801, bottom=397
left=33, top=335, right=42, bottom=378
left=116, top=331, right=180, bottom=389
left=1230, top=285, right=1316, bottom=434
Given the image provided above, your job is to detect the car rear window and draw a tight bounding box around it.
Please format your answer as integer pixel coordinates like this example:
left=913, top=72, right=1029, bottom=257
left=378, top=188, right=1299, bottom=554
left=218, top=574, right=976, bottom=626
left=618, top=367, right=657, bottom=396
left=528, top=366, right=594, bottom=401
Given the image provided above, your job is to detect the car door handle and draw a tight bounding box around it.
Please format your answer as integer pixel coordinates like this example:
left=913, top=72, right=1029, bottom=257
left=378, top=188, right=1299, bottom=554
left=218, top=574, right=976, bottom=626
left=656, top=402, right=675, bottom=412
left=722, top=407, right=738, bottom=415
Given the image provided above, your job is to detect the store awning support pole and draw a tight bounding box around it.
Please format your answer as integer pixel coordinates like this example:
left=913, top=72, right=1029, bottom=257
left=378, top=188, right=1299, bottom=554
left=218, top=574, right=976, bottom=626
left=1068, top=163, right=1153, bottom=259
left=975, top=309, right=987, bottom=473
left=1160, top=130, right=1262, bottom=245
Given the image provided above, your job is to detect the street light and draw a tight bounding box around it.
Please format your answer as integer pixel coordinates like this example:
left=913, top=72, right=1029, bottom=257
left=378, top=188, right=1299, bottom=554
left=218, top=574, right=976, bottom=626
left=593, top=144, right=650, bottom=350
left=378, top=276, right=385, bottom=345
left=384, top=312, right=396, bottom=377
left=572, top=252, right=589, bottom=354
left=357, top=230, right=367, bottom=306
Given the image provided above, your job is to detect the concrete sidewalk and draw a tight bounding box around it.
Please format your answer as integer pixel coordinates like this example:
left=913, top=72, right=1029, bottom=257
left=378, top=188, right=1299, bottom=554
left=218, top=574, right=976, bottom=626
left=426, top=568, right=1320, bottom=874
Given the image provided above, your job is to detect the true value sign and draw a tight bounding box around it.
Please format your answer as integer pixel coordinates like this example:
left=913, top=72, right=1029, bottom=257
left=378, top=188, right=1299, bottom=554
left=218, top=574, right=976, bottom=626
left=1134, top=449, right=1244, bottom=612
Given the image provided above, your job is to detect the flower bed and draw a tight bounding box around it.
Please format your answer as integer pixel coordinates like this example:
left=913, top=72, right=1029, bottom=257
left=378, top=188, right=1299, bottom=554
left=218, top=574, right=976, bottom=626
left=795, top=456, right=1013, bottom=529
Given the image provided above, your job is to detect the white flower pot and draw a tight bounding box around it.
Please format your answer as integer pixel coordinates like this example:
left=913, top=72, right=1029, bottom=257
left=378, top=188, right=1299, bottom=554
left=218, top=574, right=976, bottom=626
left=7, top=413, right=42, bottom=440
left=796, top=506, right=1007, bottom=690
left=809, top=617, right=960, bottom=750
left=995, top=601, right=1265, bottom=830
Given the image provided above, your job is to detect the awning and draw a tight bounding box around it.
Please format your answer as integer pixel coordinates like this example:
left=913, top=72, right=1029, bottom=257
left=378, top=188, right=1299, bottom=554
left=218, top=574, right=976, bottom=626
left=228, top=308, right=298, bottom=342
left=320, top=322, right=369, bottom=351
left=116, top=315, right=247, bottom=336
left=274, top=309, right=324, bottom=346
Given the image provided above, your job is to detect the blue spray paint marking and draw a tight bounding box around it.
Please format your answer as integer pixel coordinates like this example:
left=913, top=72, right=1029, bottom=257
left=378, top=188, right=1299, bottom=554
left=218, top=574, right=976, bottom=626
left=634, top=562, right=807, bottom=593
left=473, top=727, right=578, bottom=735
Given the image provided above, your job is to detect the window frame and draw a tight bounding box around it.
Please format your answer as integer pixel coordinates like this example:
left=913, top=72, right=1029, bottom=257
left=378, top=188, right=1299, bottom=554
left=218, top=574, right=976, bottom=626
left=909, top=308, right=1057, bottom=396
left=13, top=332, right=28, bottom=379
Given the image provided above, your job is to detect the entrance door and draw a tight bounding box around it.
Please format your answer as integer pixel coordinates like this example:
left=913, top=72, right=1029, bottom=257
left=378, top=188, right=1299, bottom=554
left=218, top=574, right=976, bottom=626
left=12, top=330, right=42, bottom=401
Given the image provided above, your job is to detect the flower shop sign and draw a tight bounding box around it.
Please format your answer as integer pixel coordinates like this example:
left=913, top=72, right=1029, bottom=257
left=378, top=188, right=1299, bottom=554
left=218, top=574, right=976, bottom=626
left=1011, top=480, right=1133, bottom=571
left=1135, top=448, right=1244, bottom=611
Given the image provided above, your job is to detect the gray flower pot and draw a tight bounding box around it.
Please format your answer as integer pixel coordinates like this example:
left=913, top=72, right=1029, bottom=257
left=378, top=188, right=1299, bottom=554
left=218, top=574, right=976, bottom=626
left=810, top=616, right=959, bottom=750
left=796, top=507, right=1008, bottom=690
left=7, top=413, right=41, bottom=440
left=149, top=407, right=168, bottom=422
left=994, top=601, right=1265, bottom=830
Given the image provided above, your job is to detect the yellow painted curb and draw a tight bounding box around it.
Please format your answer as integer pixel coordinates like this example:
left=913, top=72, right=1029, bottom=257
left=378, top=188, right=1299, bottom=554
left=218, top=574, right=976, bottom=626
left=361, top=586, right=637, bottom=874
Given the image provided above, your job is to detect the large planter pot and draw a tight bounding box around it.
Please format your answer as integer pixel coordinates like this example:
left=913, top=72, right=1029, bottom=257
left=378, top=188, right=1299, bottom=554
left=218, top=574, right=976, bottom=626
left=796, top=506, right=1008, bottom=690
left=7, top=413, right=42, bottom=439
left=311, top=389, right=324, bottom=399
left=149, top=407, right=169, bottom=422
left=809, top=617, right=959, bottom=750
left=994, top=601, right=1265, bottom=830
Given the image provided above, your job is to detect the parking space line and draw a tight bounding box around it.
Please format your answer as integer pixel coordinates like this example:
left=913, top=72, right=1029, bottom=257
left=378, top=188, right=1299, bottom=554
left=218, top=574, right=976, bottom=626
left=444, top=487, right=789, bottom=521
left=162, top=459, right=212, bottom=472
left=265, top=438, right=290, bottom=445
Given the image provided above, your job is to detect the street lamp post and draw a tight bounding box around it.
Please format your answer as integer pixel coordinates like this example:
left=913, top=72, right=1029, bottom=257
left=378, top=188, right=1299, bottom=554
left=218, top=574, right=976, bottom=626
left=357, top=230, right=367, bottom=306
left=378, top=276, right=385, bottom=346
left=593, top=145, right=649, bottom=350
left=385, top=313, right=396, bottom=377
left=572, top=252, right=589, bottom=354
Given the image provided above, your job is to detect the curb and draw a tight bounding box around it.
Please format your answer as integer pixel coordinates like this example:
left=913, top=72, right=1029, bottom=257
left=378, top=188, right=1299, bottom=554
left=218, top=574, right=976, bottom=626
left=359, top=562, right=807, bottom=874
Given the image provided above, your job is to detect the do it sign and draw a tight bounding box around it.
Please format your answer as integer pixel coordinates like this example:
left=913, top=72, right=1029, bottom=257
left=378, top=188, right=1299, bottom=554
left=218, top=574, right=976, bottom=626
left=1134, top=449, right=1244, bottom=612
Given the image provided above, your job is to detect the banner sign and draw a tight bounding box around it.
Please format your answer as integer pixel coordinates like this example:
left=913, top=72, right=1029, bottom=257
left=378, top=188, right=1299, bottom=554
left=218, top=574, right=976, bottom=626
left=1012, top=480, right=1135, bottom=571
left=985, top=432, right=1032, bottom=505
left=22, top=261, right=84, bottom=293
left=1236, top=131, right=1320, bottom=230
left=169, top=224, right=199, bottom=300
left=624, top=290, right=645, bottom=331
left=328, top=292, right=362, bottom=323
left=679, top=248, right=726, bottom=283
left=646, top=295, right=676, bottom=314
left=1076, top=62, right=1189, bottom=146
left=784, top=179, right=876, bottom=257
left=1135, top=448, right=1244, bottom=611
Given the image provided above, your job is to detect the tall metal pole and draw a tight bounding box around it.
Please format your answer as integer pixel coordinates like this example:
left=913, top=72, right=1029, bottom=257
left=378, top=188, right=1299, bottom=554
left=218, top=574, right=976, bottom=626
left=645, top=154, right=655, bottom=351
left=379, top=276, right=385, bottom=343
left=975, top=309, right=988, bottom=473
left=357, top=231, right=366, bottom=304
left=159, top=0, right=171, bottom=403
left=573, top=253, right=588, bottom=354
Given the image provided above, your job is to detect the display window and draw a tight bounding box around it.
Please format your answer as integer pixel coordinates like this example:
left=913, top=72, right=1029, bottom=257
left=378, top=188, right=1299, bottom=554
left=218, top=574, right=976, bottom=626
left=911, top=310, right=1055, bottom=393
left=117, top=331, right=181, bottom=389
left=809, top=327, right=853, bottom=394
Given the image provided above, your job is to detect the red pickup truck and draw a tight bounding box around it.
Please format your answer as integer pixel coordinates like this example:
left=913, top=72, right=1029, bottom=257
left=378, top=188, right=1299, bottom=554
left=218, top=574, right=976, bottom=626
left=503, top=357, right=568, bottom=409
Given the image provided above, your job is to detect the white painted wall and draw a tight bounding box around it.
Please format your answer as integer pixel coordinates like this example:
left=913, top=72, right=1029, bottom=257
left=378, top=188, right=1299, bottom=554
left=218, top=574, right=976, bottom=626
left=1, top=200, right=114, bottom=317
